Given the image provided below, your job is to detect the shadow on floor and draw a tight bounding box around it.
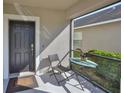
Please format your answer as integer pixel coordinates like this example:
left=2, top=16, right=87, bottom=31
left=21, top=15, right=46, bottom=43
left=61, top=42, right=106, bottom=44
left=39, top=71, right=72, bottom=93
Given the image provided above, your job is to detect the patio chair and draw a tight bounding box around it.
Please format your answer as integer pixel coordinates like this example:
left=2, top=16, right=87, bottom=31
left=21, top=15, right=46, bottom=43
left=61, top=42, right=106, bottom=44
left=48, top=53, right=84, bottom=91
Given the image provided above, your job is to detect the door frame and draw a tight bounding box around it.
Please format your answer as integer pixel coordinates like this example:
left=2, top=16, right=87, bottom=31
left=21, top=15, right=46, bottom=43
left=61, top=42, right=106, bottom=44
left=3, top=14, right=40, bottom=79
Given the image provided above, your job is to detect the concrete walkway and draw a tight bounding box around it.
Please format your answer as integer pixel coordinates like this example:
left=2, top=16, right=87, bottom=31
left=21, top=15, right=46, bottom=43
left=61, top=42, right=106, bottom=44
left=4, top=71, right=106, bottom=93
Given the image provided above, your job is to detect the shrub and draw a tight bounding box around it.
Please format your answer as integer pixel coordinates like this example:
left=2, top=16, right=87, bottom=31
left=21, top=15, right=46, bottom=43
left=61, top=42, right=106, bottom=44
left=88, top=50, right=121, bottom=59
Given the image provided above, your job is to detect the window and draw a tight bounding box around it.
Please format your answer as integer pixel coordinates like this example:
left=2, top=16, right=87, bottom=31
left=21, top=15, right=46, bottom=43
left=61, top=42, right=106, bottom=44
left=73, top=32, right=82, bottom=50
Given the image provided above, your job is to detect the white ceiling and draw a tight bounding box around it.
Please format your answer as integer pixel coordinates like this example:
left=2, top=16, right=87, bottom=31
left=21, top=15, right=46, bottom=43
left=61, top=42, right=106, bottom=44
left=4, top=0, right=80, bottom=10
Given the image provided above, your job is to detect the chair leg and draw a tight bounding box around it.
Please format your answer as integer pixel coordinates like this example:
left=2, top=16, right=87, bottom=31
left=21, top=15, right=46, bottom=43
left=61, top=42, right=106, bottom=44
left=63, top=72, right=69, bottom=81
left=49, top=72, right=60, bottom=77
left=51, top=69, right=60, bottom=85
left=75, top=74, right=84, bottom=91
left=60, top=72, right=75, bottom=82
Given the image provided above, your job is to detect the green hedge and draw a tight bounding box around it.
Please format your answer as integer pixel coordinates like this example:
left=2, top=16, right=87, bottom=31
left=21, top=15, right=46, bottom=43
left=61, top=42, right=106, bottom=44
left=88, top=50, right=121, bottom=59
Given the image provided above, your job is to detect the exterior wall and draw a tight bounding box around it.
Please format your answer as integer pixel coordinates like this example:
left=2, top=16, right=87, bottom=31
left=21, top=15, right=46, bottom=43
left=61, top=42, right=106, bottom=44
left=74, top=21, right=121, bottom=52
left=3, top=3, right=70, bottom=78
left=3, top=3, right=68, bottom=51
left=39, top=25, right=70, bottom=74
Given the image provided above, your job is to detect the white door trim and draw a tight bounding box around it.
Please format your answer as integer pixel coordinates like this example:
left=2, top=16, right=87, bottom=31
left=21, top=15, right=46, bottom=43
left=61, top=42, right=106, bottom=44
left=74, top=18, right=121, bottom=29
left=3, top=14, right=40, bottom=79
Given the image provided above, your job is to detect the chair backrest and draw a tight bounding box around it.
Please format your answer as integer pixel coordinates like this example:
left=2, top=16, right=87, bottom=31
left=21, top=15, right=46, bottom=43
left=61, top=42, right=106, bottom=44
left=48, top=53, right=71, bottom=71
left=48, top=54, right=60, bottom=62
left=48, top=54, right=60, bottom=67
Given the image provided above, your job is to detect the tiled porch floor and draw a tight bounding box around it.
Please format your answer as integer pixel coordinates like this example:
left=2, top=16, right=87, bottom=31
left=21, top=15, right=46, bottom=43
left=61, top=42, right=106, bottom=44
left=4, top=71, right=106, bottom=93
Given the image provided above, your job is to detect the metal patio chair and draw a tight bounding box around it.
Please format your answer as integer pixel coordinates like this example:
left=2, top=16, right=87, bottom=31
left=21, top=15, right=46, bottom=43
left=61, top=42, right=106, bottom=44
left=48, top=52, right=84, bottom=91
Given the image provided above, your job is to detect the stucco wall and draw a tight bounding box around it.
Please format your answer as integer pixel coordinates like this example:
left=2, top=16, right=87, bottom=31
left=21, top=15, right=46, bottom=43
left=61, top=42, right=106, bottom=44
left=3, top=3, right=68, bottom=51
left=3, top=3, right=70, bottom=78
left=74, top=21, right=121, bottom=52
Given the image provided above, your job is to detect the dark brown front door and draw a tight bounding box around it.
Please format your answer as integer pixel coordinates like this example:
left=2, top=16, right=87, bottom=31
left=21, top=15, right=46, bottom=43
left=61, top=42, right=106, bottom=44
left=9, top=20, right=35, bottom=73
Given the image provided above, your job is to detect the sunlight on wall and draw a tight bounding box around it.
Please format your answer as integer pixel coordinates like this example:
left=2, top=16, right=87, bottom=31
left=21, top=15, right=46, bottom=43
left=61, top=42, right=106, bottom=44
left=36, top=25, right=70, bottom=74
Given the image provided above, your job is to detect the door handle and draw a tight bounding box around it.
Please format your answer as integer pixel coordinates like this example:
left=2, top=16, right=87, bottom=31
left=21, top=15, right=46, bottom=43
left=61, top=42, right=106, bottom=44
left=31, top=43, right=34, bottom=55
